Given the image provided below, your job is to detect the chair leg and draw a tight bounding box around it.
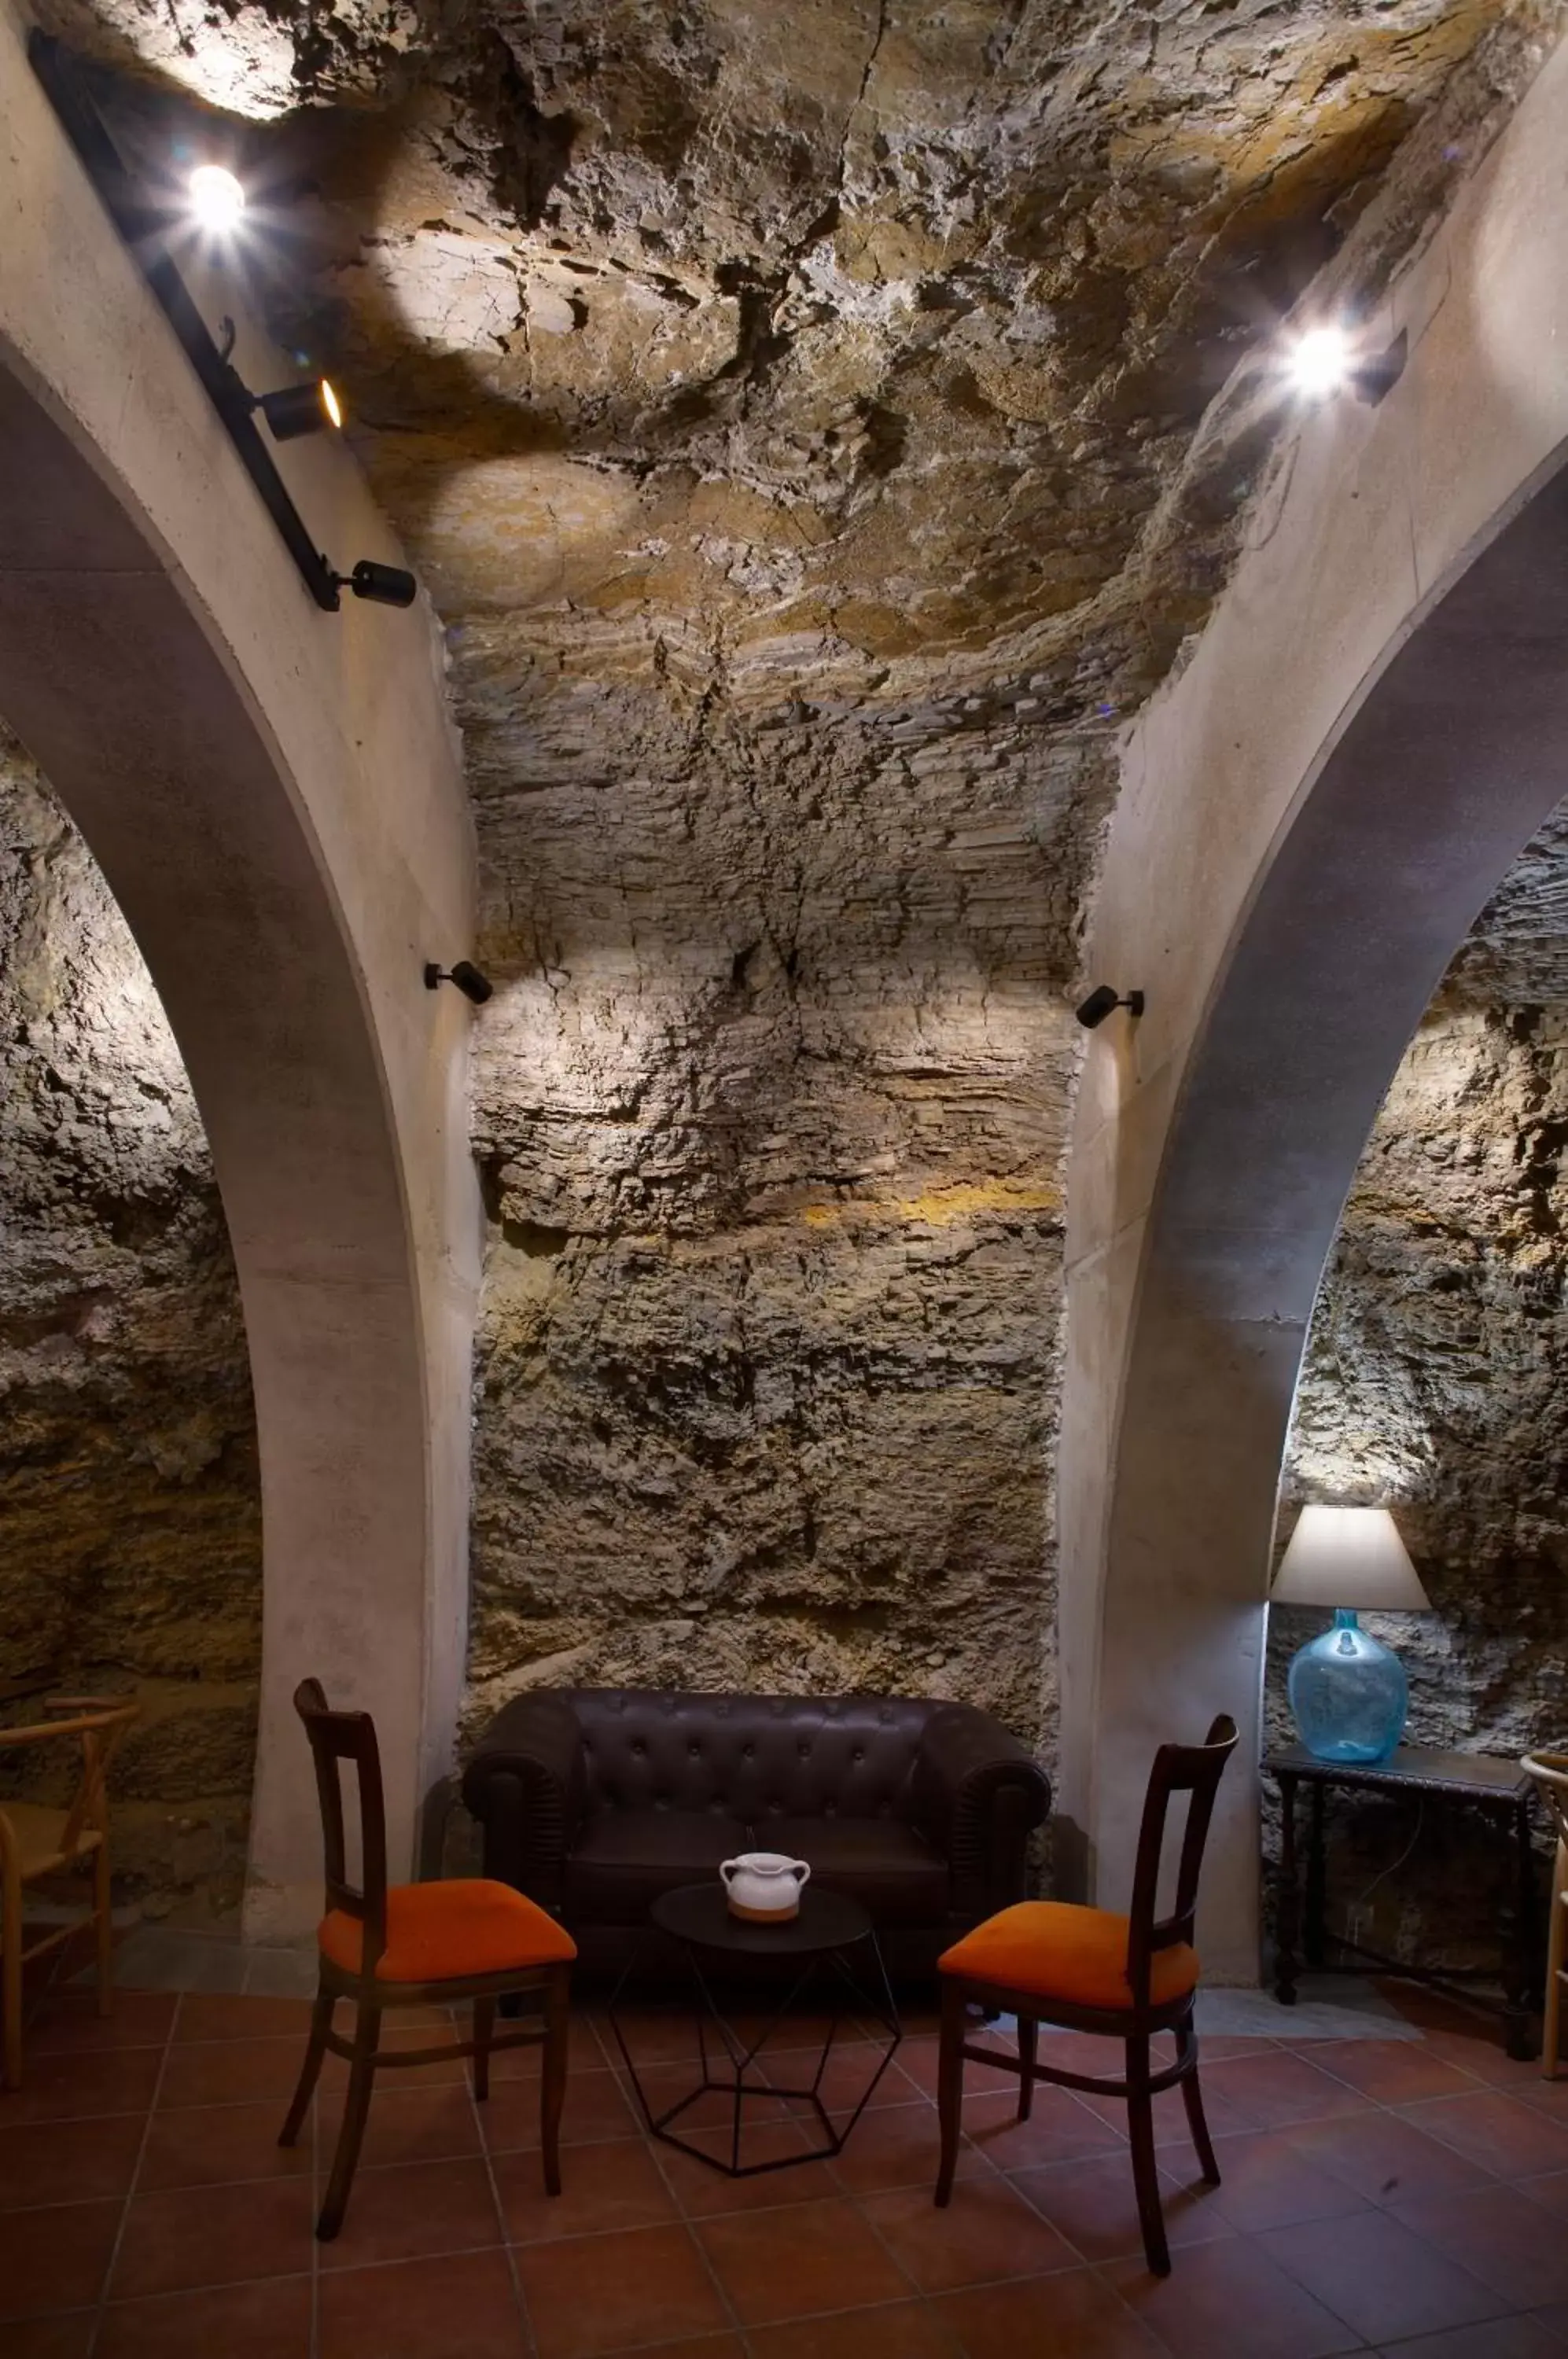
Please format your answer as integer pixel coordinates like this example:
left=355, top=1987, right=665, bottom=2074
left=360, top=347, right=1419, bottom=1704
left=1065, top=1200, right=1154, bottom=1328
left=1126, top=2032, right=1171, bottom=2276
left=934, top=1975, right=966, bottom=2207
left=94, top=1839, right=114, bottom=2019
left=1177, top=2021, right=1220, bottom=2184
left=1545, top=1842, right=1567, bottom=2079
left=1017, top=2013, right=1037, bottom=2122
left=317, top=2000, right=380, bottom=2241
left=539, top=1966, right=569, bottom=2198
left=2, top=1865, right=22, bottom=2092
left=280, top=1984, right=333, bottom=2148
left=473, top=1995, right=495, bottom=2103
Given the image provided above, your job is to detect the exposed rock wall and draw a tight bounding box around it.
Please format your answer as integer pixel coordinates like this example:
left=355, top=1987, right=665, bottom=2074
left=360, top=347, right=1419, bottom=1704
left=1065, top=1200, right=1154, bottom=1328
left=1279, top=809, right=1568, bottom=1972
left=466, top=684, right=1107, bottom=1748
left=0, top=738, right=260, bottom=1920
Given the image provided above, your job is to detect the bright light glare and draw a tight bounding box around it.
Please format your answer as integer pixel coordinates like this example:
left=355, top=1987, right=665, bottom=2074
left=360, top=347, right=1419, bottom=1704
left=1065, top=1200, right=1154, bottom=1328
left=188, top=164, right=245, bottom=232
left=322, top=378, right=343, bottom=429
left=1287, top=325, right=1352, bottom=400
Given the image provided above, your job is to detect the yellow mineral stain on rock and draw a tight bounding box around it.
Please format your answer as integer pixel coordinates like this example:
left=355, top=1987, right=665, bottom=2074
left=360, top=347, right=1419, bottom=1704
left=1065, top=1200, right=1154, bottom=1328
left=800, top=1177, right=1060, bottom=1228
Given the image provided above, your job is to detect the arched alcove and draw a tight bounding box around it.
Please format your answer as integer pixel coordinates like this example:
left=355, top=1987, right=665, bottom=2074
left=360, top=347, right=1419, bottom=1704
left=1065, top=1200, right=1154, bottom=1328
left=0, top=12, right=479, bottom=1934
left=1057, top=24, right=1568, bottom=1980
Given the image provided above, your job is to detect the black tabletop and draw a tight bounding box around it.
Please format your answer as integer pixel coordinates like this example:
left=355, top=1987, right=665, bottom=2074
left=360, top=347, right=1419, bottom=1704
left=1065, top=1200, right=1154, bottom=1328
left=1264, top=1743, right=1534, bottom=1803
left=650, top=1882, right=874, bottom=1956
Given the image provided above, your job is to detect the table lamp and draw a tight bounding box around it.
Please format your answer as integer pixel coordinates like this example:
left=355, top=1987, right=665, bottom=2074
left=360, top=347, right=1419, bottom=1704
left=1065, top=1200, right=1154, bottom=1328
left=1270, top=1505, right=1432, bottom=1763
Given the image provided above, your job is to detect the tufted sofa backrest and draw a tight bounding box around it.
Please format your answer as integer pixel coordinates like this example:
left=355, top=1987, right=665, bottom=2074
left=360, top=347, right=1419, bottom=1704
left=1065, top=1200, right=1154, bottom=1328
left=574, top=1690, right=933, bottom=1823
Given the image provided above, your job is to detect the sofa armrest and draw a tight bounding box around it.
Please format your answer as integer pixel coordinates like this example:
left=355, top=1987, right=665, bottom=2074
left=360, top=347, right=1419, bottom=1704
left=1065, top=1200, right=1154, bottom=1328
left=460, top=1691, right=587, bottom=1913
left=911, top=1703, right=1051, bottom=1921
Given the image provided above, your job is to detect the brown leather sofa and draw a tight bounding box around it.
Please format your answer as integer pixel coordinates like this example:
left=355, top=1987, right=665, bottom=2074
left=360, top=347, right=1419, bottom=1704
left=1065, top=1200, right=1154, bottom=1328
left=462, top=1687, right=1051, bottom=1973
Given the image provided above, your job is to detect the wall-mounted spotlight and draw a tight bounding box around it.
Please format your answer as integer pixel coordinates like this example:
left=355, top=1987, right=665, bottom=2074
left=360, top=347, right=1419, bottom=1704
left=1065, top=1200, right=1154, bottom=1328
left=424, top=960, right=494, bottom=1005
left=336, top=560, right=418, bottom=609
left=1076, top=985, right=1144, bottom=1029
left=256, top=377, right=343, bottom=442
left=1283, top=322, right=1408, bottom=408
left=187, top=163, right=245, bottom=233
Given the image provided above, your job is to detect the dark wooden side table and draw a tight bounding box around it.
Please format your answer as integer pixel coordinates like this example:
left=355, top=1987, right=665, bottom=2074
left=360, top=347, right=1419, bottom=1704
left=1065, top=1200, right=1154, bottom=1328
left=1264, top=1743, right=1541, bottom=2060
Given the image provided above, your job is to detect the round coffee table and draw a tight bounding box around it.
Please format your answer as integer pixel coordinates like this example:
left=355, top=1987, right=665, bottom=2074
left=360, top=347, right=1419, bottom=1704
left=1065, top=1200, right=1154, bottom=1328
left=607, top=1882, right=903, bottom=2177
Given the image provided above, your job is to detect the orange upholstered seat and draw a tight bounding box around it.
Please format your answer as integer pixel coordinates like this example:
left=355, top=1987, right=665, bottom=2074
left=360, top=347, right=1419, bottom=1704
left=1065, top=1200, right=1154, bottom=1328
left=319, top=1878, right=578, bottom=1984
left=939, top=1900, right=1198, bottom=2011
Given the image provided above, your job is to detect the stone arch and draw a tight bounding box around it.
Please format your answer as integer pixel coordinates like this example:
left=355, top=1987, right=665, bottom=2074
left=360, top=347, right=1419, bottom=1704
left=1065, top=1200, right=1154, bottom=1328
left=1056, top=28, right=1568, bottom=1980
left=0, top=11, right=479, bottom=1934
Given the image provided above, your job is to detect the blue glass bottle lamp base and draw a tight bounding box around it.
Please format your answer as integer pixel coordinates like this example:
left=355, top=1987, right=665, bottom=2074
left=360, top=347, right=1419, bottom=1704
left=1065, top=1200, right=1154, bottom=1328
left=1287, top=1608, right=1408, bottom=1764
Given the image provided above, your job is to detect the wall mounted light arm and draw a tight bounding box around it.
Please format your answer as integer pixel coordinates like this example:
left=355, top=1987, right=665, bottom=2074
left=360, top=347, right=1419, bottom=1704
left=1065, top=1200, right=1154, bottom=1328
left=28, top=31, right=412, bottom=620
left=1075, top=986, right=1145, bottom=1029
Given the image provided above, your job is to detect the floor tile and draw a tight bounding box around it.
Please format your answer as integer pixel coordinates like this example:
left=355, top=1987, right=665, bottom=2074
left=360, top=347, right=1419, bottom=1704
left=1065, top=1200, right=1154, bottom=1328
left=1393, top=2182, right=1568, bottom=2309
left=482, top=2065, right=639, bottom=2153
left=156, top=2036, right=304, bottom=2109
left=1196, top=2130, right=1375, bottom=2235
left=1518, top=2170, right=1568, bottom=2220
left=1401, top=2093, right=1568, bottom=2180
left=26, top=1992, right=177, bottom=2055
left=1106, top=2233, right=1366, bottom=2357
left=486, top=2012, right=610, bottom=2079
left=173, top=1993, right=318, bottom=2044
left=1202, top=2050, right=1376, bottom=2131
left=1367, top=2322, right=1566, bottom=2358
left=516, top=2221, right=731, bottom=2358
left=1259, top=2208, right=1504, bottom=2345
left=317, top=2155, right=503, bottom=2269
left=749, top=2297, right=964, bottom=2354
left=896, top=2034, right=1023, bottom=2100
left=495, top=2134, right=679, bottom=2239
left=859, top=2172, right=1077, bottom=2291
left=657, top=2118, right=841, bottom=2213
left=109, top=2175, right=315, bottom=2299
left=1010, top=2151, right=1231, bottom=2261
left=319, top=2246, right=528, bottom=2357
left=0, top=2047, right=162, bottom=2124
left=1309, top=2041, right=1484, bottom=2107
left=1287, top=2111, right=1496, bottom=2206
left=320, top=2030, right=467, bottom=2091
left=2, top=2315, right=97, bottom=2358
left=0, top=2111, right=146, bottom=2208
left=1078, top=2072, right=1257, bottom=2151
left=937, top=2265, right=1168, bottom=2357
left=959, top=2081, right=1128, bottom=2169
left=97, top=2273, right=313, bottom=2357
left=138, top=2098, right=311, bottom=2188
left=315, top=2081, right=482, bottom=2171
left=825, top=2097, right=974, bottom=2195
left=800, top=2040, right=914, bottom=2114
left=0, top=2196, right=121, bottom=2320
left=695, top=2193, right=913, bottom=2324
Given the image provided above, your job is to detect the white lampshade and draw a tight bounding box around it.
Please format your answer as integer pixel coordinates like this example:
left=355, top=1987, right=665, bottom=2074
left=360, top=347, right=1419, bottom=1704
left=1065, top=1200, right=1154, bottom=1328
left=1271, top=1505, right=1432, bottom=1611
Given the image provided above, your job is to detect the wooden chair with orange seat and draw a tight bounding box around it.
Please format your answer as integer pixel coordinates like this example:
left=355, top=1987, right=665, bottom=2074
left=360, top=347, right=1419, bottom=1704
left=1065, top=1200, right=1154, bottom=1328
left=279, top=1678, right=578, bottom=2240
left=933, top=1713, right=1239, bottom=2276
left=0, top=1695, right=141, bottom=2090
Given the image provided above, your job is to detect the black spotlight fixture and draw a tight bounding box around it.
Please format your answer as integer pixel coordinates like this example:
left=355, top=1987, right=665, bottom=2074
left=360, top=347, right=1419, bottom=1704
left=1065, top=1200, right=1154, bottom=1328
left=424, top=960, right=494, bottom=1006
left=337, top=560, right=418, bottom=609
left=255, top=376, right=344, bottom=443
left=1075, top=985, right=1145, bottom=1029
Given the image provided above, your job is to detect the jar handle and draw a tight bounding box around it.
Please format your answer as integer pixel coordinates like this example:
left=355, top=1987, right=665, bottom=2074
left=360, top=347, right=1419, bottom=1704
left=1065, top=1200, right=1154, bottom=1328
left=719, top=1860, right=739, bottom=1888
left=791, top=1860, right=812, bottom=1889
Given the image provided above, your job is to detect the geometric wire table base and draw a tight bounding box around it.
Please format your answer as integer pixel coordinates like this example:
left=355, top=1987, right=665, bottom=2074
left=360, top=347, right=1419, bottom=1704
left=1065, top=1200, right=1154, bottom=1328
left=607, top=1882, right=903, bottom=2177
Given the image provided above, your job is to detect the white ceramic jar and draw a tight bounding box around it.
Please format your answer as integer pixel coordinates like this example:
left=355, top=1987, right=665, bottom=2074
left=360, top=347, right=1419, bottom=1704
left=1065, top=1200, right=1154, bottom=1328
left=719, top=1850, right=812, bottom=1922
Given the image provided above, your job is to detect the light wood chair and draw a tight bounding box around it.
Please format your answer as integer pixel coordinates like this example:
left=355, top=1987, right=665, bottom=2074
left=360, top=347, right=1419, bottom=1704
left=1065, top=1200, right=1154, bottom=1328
left=1522, top=1751, right=1568, bottom=2076
left=280, top=1678, right=578, bottom=2239
left=933, top=1714, right=1239, bottom=2276
left=0, top=1695, right=140, bottom=2089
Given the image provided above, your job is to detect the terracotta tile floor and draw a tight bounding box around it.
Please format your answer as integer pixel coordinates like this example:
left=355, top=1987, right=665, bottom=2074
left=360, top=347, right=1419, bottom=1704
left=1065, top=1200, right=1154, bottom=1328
left=6, top=1974, right=1568, bottom=2357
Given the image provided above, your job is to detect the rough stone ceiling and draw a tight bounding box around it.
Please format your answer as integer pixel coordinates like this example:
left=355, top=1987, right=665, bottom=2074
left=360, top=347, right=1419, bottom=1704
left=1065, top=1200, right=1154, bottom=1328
left=51, top=2, right=1563, bottom=717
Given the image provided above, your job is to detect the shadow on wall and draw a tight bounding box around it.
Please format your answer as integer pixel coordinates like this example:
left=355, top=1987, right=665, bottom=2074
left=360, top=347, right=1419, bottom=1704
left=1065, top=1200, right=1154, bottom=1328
left=0, top=731, right=261, bottom=1922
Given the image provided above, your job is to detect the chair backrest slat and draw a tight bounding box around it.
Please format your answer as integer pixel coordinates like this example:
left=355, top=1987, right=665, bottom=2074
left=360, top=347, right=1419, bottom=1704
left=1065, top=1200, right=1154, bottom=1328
left=292, top=1679, right=389, bottom=1975
left=0, top=1701, right=138, bottom=1864
left=1125, top=1715, right=1239, bottom=2008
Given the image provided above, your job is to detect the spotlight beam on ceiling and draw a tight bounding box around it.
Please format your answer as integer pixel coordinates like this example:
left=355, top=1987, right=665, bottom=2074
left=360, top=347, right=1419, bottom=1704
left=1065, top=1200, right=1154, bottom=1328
left=27, top=31, right=414, bottom=619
